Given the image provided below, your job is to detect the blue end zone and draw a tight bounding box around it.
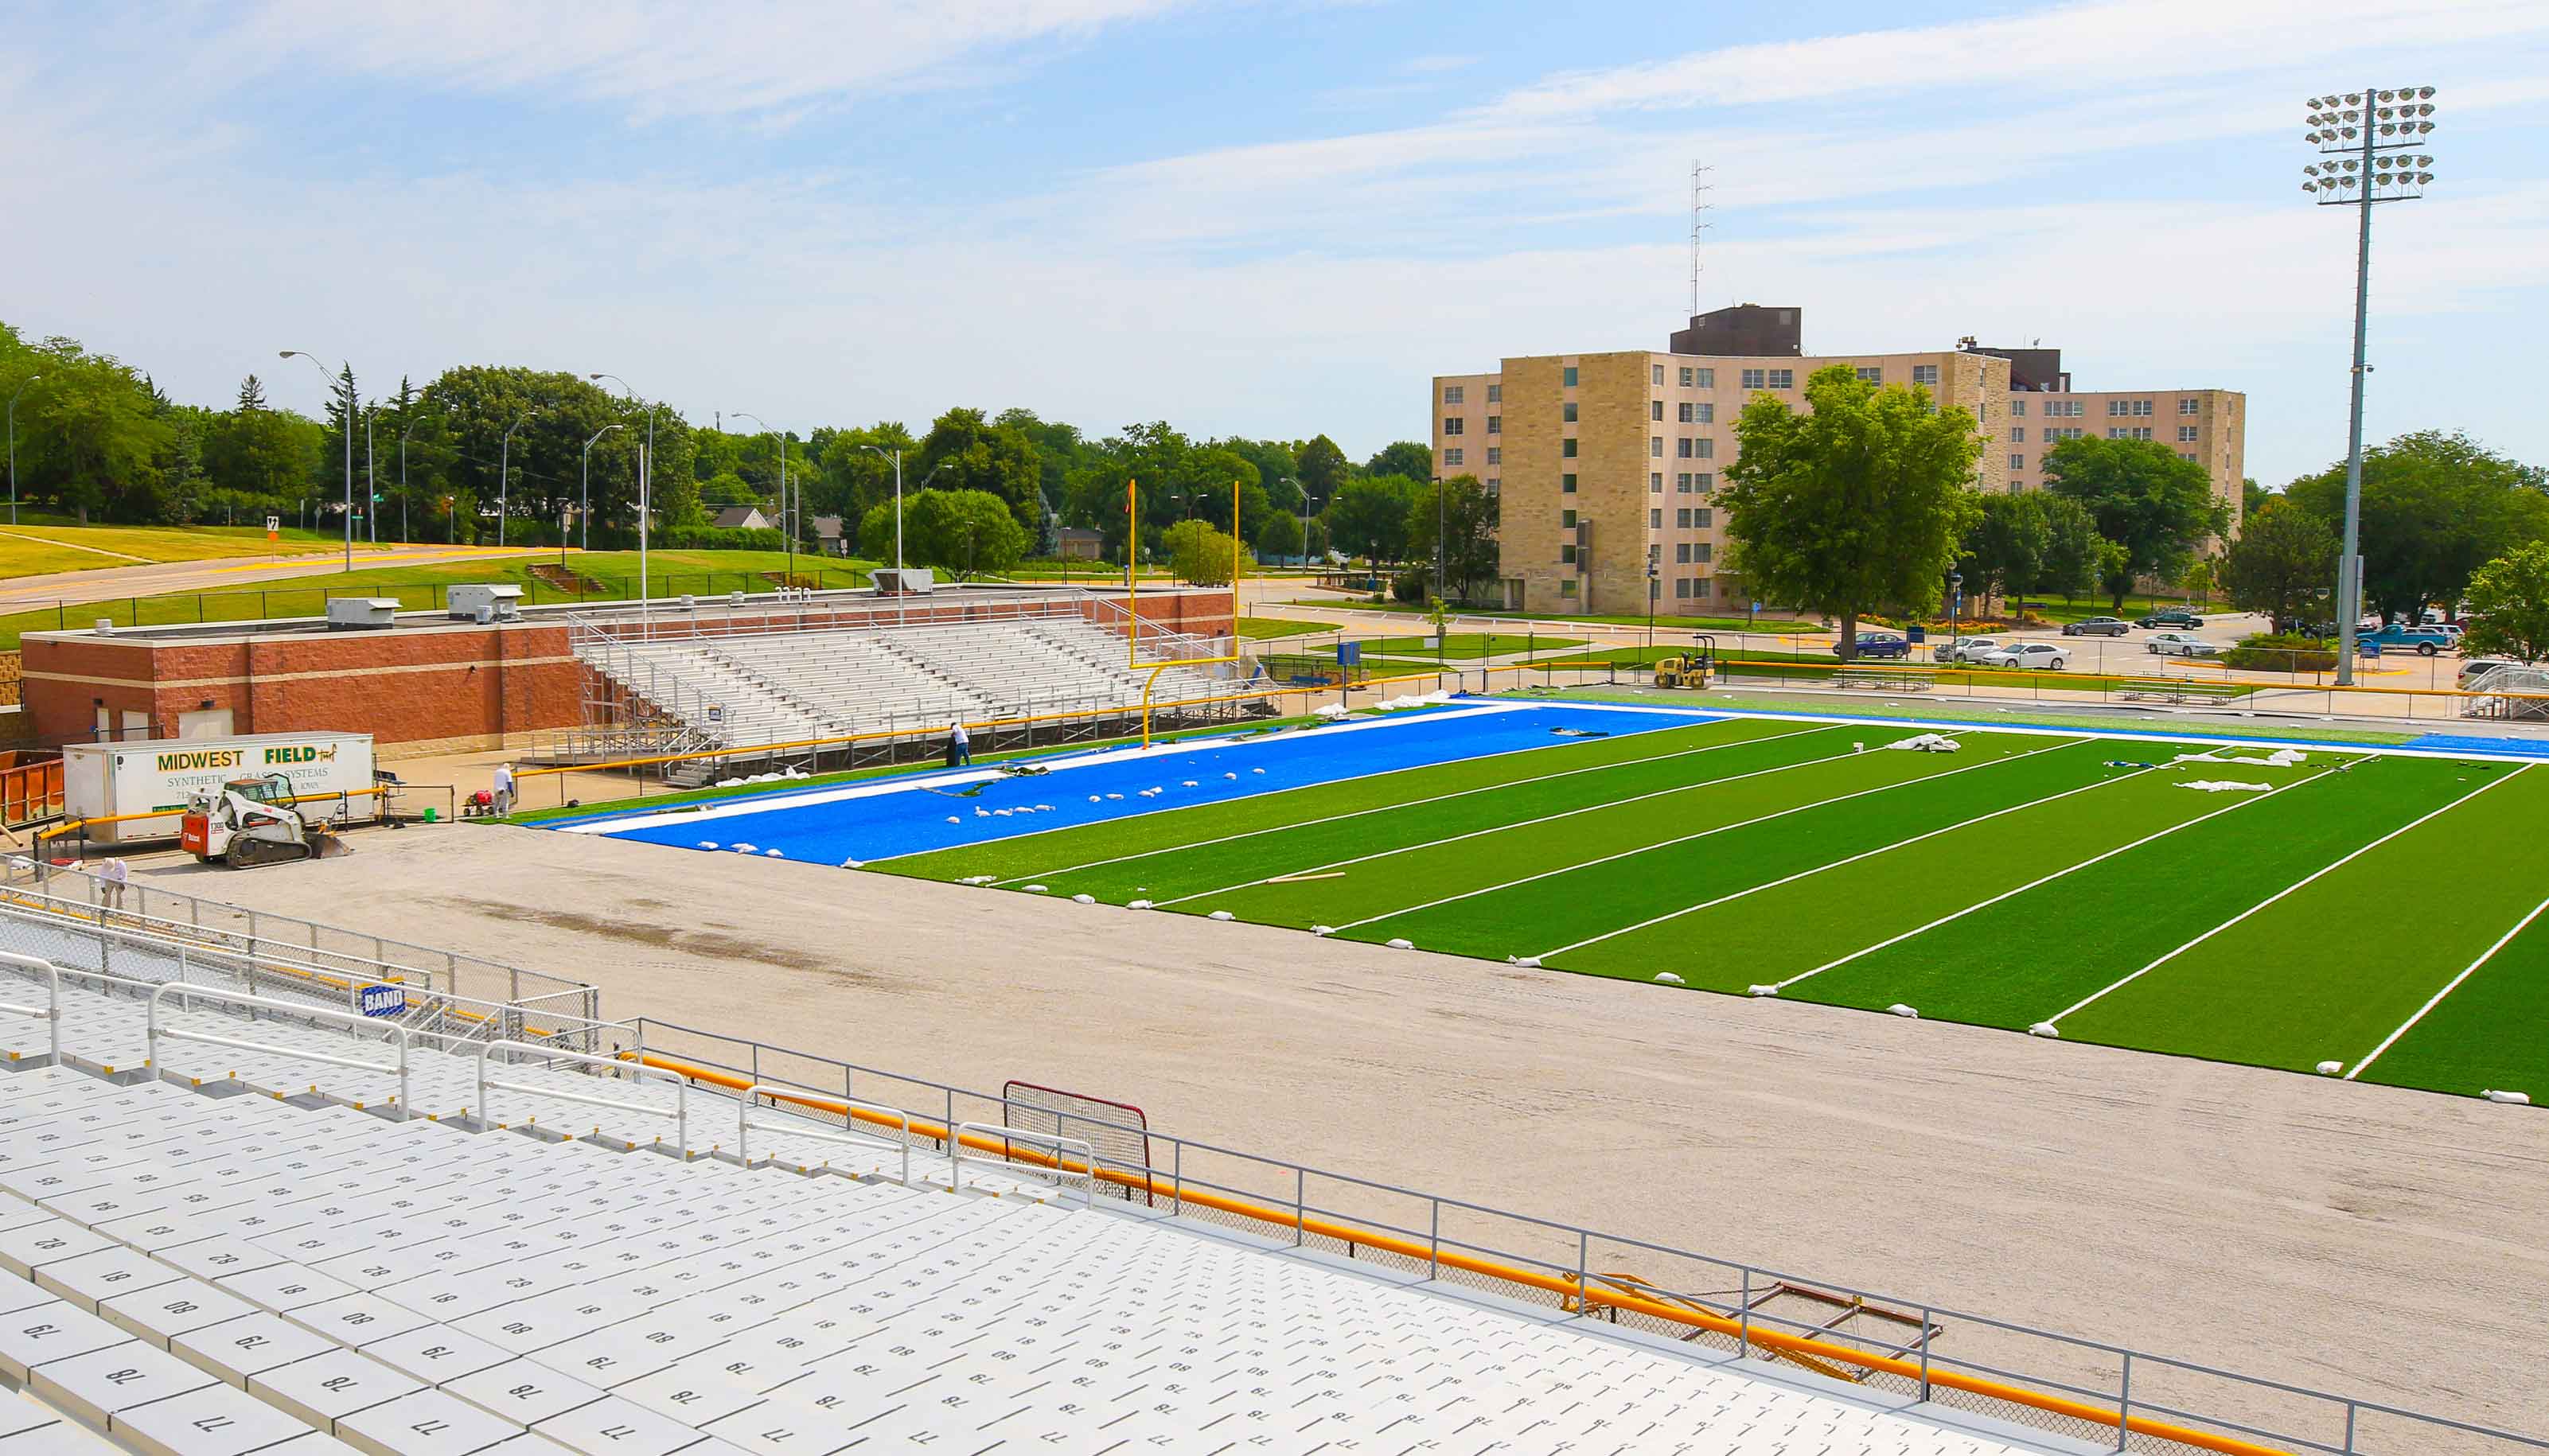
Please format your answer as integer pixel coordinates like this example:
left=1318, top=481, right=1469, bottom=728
left=545, top=699, right=1711, bottom=866
left=2403, top=733, right=2549, bottom=758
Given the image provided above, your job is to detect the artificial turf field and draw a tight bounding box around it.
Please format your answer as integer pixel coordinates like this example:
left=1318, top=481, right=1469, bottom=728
left=568, top=702, right=2549, bottom=1102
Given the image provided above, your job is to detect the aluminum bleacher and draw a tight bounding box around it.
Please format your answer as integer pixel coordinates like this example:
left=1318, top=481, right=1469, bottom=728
left=0, top=953, right=2105, bottom=1456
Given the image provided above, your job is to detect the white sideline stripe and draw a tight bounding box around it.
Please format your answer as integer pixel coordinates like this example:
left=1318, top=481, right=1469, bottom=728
left=1531, top=741, right=2124, bottom=960
left=2347, top=891, right=2549, bottom=1080
left=1768, top=765, right=2327, bottom=992
left=567, top=700, right=1537, bottom=835
left=1329, top=736, right=2084, bottom=937
left=1156, top=730, right=1871, bottom=909
left=2044, top=760, right=2525, bottom=1028
left=999, top=720, right=1836, bottom=886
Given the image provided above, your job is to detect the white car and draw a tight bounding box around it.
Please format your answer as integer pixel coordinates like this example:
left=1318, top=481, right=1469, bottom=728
left=1975, top=642, right=2072, bottom=671
left=2145, top=632, right=2222, bottom=658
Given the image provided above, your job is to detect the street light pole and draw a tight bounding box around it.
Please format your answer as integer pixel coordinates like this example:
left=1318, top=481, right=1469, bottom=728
left=2302, top=84, right=2437, bottom=685
left=497, top=408, right=537, bottom=548
left=399, top=404, right=442, bottom=543
left=582, top=425, right=622, bottom=556
left=731, top=412, right=796, bottom=590
left=279, top=351, right=353, bottom=572
left=364, top=408, right=377, bottom=547
left=587, top=374, right=658, bottom=547
left=6, top=374, right=39, bottom=527
left=861, top=445, right=907, bottom=576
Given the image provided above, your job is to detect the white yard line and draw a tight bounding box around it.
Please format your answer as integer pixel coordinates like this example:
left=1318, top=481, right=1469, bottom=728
left=1528, top=743, right=2134, bottom=960
left=999, top=721, right=1837, bottom=886
left=1765, top=767, right=2326, bottom=995
left=2042, top=761, right=2526, bottom=1029
left=1318, top=737, right=2084, bottom=937
left=2346, top=892, right=2549, bottom=1081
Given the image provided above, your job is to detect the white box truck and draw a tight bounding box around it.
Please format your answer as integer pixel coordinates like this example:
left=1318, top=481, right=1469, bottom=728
left=62, top=732, right=376, bottom=844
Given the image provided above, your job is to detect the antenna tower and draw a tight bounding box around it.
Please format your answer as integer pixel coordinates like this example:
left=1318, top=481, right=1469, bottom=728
left=1688, top=161, right=1713, bottom=317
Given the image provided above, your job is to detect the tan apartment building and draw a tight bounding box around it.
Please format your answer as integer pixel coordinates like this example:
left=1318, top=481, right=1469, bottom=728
left=1433, top=306, right=2244, bottom=617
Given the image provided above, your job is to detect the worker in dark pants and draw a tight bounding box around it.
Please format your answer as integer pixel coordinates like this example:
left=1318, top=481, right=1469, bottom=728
left=947, top=722, right=972, bottom=768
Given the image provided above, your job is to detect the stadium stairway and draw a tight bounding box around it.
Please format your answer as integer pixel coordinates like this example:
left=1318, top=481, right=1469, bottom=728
left=0, top=963, right=2072, bottom=1455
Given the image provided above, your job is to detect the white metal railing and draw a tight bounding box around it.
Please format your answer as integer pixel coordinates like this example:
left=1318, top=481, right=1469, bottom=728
left=953, top=1121, right=1096, bottom=1205
left=474, top=1039, right=688, bottom=1153
left=146, top=979, right=413, bottom=1116
left=737, top=1083, right=913, bottom=1182
left=0, top=951, right=62, bottom=1065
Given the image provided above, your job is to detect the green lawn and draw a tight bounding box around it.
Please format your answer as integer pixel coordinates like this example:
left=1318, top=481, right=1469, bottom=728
left=1362, top=633, right=1587, bottom=660
left=1526, top=645, right=2156, bottom=696
left=0, top=549, right=874, bottom=649
left=847, top=705, right=2543, bottom=1101
left=0, top=522, right=341, bottom=575
left=1235, top=616, right=1338, bottom=640
left=1277, top=598, right=1828, bottom=633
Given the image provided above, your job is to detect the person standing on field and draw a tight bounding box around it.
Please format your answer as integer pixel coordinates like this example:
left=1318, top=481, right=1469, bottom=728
left=491, top=762, right=517, bottom=816
left=947, top=722, right=971, bottom=768
left=99, top=855, right=129, bottom=912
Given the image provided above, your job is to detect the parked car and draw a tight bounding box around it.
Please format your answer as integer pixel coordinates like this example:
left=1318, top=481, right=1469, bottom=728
left=2062, top=617, right=2132, bottom=637
left=2136, top=608, right=2204, bottom=629
left=1976, top=642, right=2072, bottom=671
left=2145, top=632, right=2222, bottom=658
left=1848, top=632, right=1912, bottom=660
left=2427, top=621, right=2465, bottom=643
left=2360, top=623, right=2455, bottom=656
left=1935, top=636, right=2003, bottom=664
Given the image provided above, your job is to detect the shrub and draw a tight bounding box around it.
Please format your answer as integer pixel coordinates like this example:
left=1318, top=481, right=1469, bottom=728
left=2224, top=633, right=2336, bottom=673
left=652, top=526, right=788, bottom=551
left=1392, top=569, right=1430, bottom=604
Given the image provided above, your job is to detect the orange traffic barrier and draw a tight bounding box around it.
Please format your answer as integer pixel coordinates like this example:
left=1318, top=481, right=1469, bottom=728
left=638, top=1051, right=2287, bottom=1456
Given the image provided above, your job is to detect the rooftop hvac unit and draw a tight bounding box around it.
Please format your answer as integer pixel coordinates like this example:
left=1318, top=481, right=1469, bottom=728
left=875, top=567, right=937, bottom=594
left=680, top=594, right=696, bottom=609
left=729, top=591, right=746, bottom=607
left=94, top=619, right=114, bottom=635
left=325, top=598, right=401, bottom=630
left=446, top=583, right=524, bottom=621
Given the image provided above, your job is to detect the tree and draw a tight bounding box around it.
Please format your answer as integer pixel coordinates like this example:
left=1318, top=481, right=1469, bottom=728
left=2219, top=498, right=2339, bottom=633
left=864, top=489, right=1027, bottom=578
left=2242, top=477, right=2270, bottom=519
left=1719, top=364, right=1985, bottom=657
left=2036, top=494, right=2106, bottom=604
left=1404, top=474, right=1499, bottom=604
left=1957, top=492, right=2050, bottom=613
left=916, top=407, right=1043, bottom=535
left=809, top=422, right=917, bottom=527
left=1253, top=509, right=1304, bottom=562
left=204, top=374, right=319, bottom=502
left=1365, top=441, right=1432, bottom=482
left=1161, top=518, right=1242, bottom=586
left=1304, top=517, right=1331, bottom=561
left=2461, top=542, right=2549, bottom=664
left=2044, top=435, right=2230, bottom=608
left=1326, top=474, right=1421, bottom=564
left=1296, top=434, right=1351, bottom=512
left=6, top=334, right=173, bottom=524
left=2286, top=430, right=2549, bottom=625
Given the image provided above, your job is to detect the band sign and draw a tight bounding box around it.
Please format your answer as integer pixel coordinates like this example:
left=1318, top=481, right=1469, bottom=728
left=358, top=983, right=407, bottom=1018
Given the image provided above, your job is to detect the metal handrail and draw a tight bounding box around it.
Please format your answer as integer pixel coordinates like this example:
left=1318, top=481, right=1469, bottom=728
left=146, top=980, right=412, bottom=1117
left=737, top=1082, right=911, bottom=1182
left=474, top=1038, right=688, bottom=1153
left=0, top=952, right=62, bottom=1065
left=952, top=1121, right=1095, bottom=1205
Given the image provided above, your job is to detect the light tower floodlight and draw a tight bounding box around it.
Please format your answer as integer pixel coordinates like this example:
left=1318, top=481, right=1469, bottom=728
left=2302, top=84, right=2436, bottom=686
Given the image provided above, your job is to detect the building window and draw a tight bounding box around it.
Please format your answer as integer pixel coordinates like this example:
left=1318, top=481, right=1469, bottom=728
left=1694, top=576, right=1713, bottom=599
left=1651, top=400, right=1664, bottom=421
left=1693, top=368, right=1714, bottom=388
left=1912, top=364, right=1940, bottom=387
left=1443, top=385, right=1464, bottom=404
left=1674, top=542, right=1692, bottom=564
left=1693, top=473, right=1714, bottom=492
left=1740, top=368, right=1765, bottom=390
left=1855, top=366, right=1882, bottom=383
left=1560, top=544, right=1577, bottom=564
left=1562, top=402, right=1578, bottom=423
left=2134, top=426, right=2153, bottom=440
left=2177, top=425, right=2199, bottom=443
left=1673, top=577, right=1691, bottom=600
left=1486, top=415, right=1501, bottom=434
left=1562, top=438, right=1578, bottom=458
left=2178, top=396, right=2200, bottom=416
left=1486, top=446, right=1501, bottom=465
left=2134, top=399, right=2153, bottom=416
left=1678, top=366, right=1696, bottom=387
left=1650, top=508, right=1662, bottom=529
left=1487, top=384, right=1501, bottom=403
left=1561, top=508, right=1577, bottom=528
left=1676, top=402, right=1692, bottom=423
left=1562, top=366, right=1579, bottom=387
left=1650, top=437, right=1663, bottom=457
left=2107, top=428, right=2125, bottom=439
left=1694, top=403, right=1713, bottom=424
left=1675, top=508, right=1693, bottom=528
left=1442, top=417, right=1464, bottom=435
left=1444, top=449, right=1464, bottom=466
left=1694, top=542, right=1712, bottom=563
left=1652, top=364, right=1666, bottom=386
left=2009, top=427, right=2025, bottom=442
left=1695, top=438, right=1713, bottom=459
left=2009, top=453, right=2025, bottom=471
left=1486, top=478, right=1499, bottom=492
left=1675, top=473, right=1693, bottom=492
left=1560, top=579, right=1577, bottom=598
left=1693, top=508, right=1713, bottom=529
left=1768, top=368, right=1794, bottom=389
left=1676, top=438, right=1693, bottom=459
left=2010, top=399, right=2028, bottom=417
left=1561, top=473, right=1577, bottom=492
left=1649, top=473, right=1662, bottom=492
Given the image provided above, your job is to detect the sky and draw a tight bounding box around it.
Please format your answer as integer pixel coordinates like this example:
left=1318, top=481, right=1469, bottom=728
left=2, top=0, right=2543, bottom=487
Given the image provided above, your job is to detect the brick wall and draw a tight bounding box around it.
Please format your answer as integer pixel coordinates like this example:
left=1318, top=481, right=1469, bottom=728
left=0, top=651, right=18, bottom=708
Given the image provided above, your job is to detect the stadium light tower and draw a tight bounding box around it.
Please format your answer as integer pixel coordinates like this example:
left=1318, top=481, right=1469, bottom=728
left=2302, top=85, right=2437, bottom=683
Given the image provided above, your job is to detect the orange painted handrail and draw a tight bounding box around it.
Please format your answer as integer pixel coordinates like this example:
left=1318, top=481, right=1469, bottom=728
left=639, top=1050, right=2288, bottom=1456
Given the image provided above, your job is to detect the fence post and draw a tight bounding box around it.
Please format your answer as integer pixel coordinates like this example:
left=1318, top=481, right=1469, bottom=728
left=1428, top=1201, right=1440, bottom=1282
left=1574, top=1231, right=1588, bottom=1318
left=1918, top=1307, right=1931, bottom=1398
left=2116, top=1353, right=2132, bottom=1452
left=1294, top=1168, right=1305, bottom=1246
left=1738, top=1268, right=1751, bottom=1357
left=1171, top=1140, right=1182, bottom=1215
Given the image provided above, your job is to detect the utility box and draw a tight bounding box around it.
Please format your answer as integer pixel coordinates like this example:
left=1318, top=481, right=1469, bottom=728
left=874, top=568, right=936, bottom=594
left=64, top=732, right=376, bottom=844
left=447, top=584, right=524, bottom=621
left=325, top=598, right=401, bottom=630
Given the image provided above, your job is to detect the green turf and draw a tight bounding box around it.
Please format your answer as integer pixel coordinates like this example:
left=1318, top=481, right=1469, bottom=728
left=1777, top=753, right=2463, bottom=1028
left=2060, top=762, right=2549, bottom=1076
left=1361, top=633, right=1587, bottom=660
left=2350, top=894, right=2549, bottom=1097
left=1295, top=734, right=2093, bottom=949
left=1520, top=685, right=2421, bottom=746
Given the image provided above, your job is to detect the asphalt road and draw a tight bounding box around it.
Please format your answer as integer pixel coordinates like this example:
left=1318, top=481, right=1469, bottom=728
left=1, top=543, right=551, bottom=611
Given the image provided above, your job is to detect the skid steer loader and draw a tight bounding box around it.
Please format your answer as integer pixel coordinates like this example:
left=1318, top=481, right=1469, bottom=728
left=179, top=773, right=346, bottom=868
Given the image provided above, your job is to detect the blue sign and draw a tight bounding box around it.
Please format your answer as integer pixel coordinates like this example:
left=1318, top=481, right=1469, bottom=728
left=1335, top=641, right=1363, bottom=666
left=358, top=983, right=407, bottom=1018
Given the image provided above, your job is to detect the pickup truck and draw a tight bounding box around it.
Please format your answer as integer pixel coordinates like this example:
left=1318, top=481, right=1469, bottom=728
left=2360, top=624, right=2455, bottom=656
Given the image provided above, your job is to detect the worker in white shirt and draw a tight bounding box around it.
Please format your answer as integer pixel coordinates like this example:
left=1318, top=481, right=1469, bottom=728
left=99, top=855, right=129, bottom=912
left=947, top=722, right=972, bottom=768
left=491, top=762, right=517, bottom=816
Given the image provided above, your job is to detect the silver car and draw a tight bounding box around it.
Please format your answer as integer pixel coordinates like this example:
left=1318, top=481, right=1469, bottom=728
left=1976, top=641, right=2073, bottom=671
left=1935, top=636, right=2002, bottom=664
left=2145, top=632, right=2222, bottom=658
